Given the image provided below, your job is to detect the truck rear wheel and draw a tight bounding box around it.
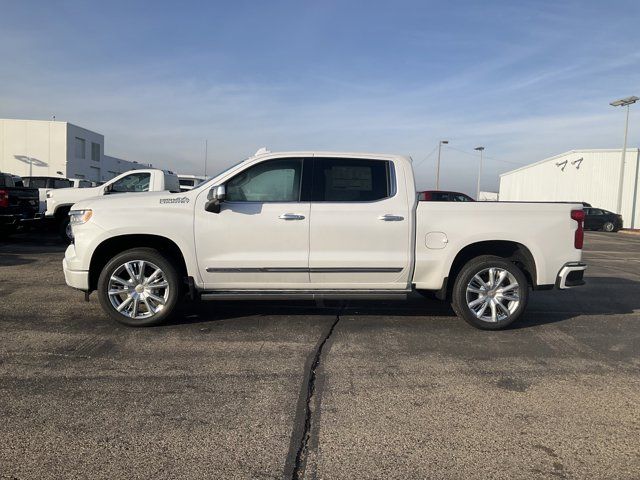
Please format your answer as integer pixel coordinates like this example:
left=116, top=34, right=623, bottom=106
left=451, top=255, right=529, bottom=330
left=97, top=248, right=181, bottom=327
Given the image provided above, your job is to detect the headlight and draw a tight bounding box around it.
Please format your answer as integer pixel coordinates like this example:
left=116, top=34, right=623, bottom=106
left=69, top=209, right=93, bottom=225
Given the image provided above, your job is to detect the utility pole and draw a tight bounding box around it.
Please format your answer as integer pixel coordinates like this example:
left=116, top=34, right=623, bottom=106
left=474, top=146, right=485, bottom=200
left=435, top=140, right=448, bottom=190
left=204, top=139, right=208, bottom=177
left=610, top=96, right=638, bottom=214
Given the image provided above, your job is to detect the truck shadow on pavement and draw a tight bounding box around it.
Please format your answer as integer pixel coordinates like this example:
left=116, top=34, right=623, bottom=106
left=169, top=275, right=640, bottom=330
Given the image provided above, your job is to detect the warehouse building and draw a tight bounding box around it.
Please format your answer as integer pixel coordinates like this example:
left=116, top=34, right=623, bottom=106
left=0, top=118, right=151, bottom=183
left=500, top=149, right=640, bottom=229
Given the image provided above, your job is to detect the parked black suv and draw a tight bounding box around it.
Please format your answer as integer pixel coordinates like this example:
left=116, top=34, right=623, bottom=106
left=584, top=207, right=623, bottom=232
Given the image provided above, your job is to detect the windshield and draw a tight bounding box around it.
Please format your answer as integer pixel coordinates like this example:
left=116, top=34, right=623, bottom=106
left=201, top=160, right=246, bottom=185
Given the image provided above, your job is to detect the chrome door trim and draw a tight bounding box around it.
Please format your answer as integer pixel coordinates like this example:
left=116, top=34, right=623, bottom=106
left=206, top=267, right=404, bottom=273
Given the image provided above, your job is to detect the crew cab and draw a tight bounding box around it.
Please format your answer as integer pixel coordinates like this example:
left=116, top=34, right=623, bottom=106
left=46, top=169, right=180, bottom=241
left=62, top=150, right=587, bottom=330
left=0, top=172, right=39, bottom=235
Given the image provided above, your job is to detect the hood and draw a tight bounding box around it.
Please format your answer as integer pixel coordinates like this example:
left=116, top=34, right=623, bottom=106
left=72, top=190, right=194, bottom=211
left=50, top=185, right=103, bottom=203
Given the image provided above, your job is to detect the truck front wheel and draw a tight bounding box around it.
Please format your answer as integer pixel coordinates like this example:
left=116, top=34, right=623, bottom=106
left=451, top=255, right=529, bottom=330
left=97, top=248, right=181, bottom=326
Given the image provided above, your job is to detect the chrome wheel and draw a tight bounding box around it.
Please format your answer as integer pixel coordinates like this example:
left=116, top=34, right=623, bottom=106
left=465, top=267, right=521, bottom=323
left=603, top=222, right=614, bottom=232
left=107, top=260, right=169, bottom=319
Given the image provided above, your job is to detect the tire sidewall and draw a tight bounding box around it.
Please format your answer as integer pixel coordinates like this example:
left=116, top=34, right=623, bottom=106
left=97, top=248, right=180, bottom=327
left=452, top=255, right=529, bottom=330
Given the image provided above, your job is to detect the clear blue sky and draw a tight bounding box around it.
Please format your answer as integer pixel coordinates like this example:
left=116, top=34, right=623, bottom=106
left=1, top=0, right=639, bottom=193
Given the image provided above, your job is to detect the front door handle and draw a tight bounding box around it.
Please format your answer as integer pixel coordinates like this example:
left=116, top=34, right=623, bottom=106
left=279, top=213, right=305, bottom=220
left=378, top=214, right=404, bottom=221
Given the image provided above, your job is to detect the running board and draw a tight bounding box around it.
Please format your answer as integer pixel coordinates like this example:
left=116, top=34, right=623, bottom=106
left=199, top=289, right=411, bottom=301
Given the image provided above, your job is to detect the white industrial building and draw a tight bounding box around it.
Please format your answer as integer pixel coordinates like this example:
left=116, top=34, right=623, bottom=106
left=0, top=118, right=151, bottom=183
left=500, top=148, right=640, bottom=229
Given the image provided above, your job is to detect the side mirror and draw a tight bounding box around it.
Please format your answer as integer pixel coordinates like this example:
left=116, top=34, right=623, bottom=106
left=104, top=184, right=113, bottom=194
left=205, top=185, right=226, bottom=213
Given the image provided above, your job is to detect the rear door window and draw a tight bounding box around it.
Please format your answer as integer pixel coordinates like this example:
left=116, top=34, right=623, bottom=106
left=312, top=158, right=393, bottom=202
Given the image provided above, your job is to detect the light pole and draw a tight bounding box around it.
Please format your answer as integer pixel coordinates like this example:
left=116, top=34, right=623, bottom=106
left=610, top=96, right=638, bottom=214
left=435, top=140, right=448, bottom=190
left=474, top=146, right=484, bottom=200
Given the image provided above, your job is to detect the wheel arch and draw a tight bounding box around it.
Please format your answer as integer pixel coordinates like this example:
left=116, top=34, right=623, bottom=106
left=437, top=240, right=538, bottom=300
left=89, top=234, right=188, bottom=292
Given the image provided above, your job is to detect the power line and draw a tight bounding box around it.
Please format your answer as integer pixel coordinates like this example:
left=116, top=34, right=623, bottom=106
left=412, top=144, right=439, bottom=168
left=446, top=145, right=526, bottom=166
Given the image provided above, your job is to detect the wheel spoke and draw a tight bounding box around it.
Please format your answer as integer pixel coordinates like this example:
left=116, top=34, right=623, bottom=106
left=489, top=300, right=498, bottom=322
left=131, top=296, right=139, bottom=318
left=147, top=281, right=168, bottom=289
left=496, top=300, right=511, bottom=316
left=147, top=292, right=166, bottom=305
left=138, top=261, right=147, bottom=282
left=142, top=296, right=155, bottom=314
left=469, top=297, right=486, bottom=308
left=476, top=300, right=489, bottom=318
left=145, top=268, right=162, bottom=285
left=496, top=270, right=508, bottom=287
left=110, top=275, right=130, bottom=286
left=124, top=262, right=138, bottom=283
left=467, top=286, right=484, bottom=294
left=499, top=294, right=519, bottom=302
left=108, top=288, right=128, bottom=296
left=488, top=268, right=496, bottom=287
left=473, top=274, right=488, bottom=289
left=116, top=295, right=133, bottom=312
left=499, top=283, right=519, bottom=293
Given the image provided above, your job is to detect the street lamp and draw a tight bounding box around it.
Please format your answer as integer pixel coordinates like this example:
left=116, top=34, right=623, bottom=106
left=435, top=140, right=448, bottom=190
left=610, top=95, right=638, bottom=214
left=474, top=146, right=484, bottom=200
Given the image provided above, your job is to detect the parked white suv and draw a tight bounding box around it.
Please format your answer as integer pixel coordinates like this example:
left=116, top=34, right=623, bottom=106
left=62, top=150, right=586, bottom=330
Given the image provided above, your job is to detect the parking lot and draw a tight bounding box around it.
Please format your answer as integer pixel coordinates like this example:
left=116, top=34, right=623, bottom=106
left=1, top=231, right=638, bottom=479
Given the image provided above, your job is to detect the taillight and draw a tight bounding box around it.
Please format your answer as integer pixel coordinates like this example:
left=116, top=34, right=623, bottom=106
left=571, top=209, right=585, bottom=249
left=0, top=189, right=8, bottom=208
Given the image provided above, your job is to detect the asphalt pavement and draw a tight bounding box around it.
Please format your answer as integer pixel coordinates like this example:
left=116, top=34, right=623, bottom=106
left=0, top=231, right=638, bottom=479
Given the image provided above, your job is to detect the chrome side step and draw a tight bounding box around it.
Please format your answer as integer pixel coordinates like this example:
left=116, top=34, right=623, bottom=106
left=200, top=289, right=411, bottom=301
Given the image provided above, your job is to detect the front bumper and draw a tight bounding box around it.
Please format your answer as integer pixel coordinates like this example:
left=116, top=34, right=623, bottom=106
left=556, top=262, right=587, bottom=289
left=63, top=246, right=89, bottom=290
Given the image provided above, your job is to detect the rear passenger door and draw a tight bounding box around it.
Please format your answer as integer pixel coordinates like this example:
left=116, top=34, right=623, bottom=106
left=308, top=157, right=412, bottom=290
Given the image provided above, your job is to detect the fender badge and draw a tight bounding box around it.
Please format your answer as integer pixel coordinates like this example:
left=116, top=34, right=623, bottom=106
left=159, top=197, right=190, bottom=204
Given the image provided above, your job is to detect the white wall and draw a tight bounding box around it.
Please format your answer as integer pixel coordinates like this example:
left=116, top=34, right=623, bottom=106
left=0, top=119, right=68, bottom=178
left=500, top=149, right=640, bottom=229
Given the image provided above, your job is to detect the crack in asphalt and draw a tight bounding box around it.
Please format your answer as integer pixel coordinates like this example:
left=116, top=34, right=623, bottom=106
left=287, top=314, right=340, bottom=480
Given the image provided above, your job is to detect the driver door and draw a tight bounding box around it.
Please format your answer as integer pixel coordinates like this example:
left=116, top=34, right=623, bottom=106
left=194, top=157, right=311, bottom=289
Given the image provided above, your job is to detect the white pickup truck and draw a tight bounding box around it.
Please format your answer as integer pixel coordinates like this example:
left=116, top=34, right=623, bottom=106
left=62, top=150, right=586, bottom=330
left=46, top=169, right=180, bottom=241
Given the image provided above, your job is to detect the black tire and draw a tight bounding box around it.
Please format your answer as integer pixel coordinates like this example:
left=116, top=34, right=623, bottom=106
left=602, top=221, right=615, bottom=232
left=451, top=255, right=529, bottom=330
left=59, top=217, right=72, bottom=242
left=97, top=248, right=181, bottom=327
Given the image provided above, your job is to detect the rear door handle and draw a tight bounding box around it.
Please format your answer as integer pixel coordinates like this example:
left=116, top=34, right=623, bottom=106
left=279, top=213, right=305, bottom=220
left=378, top=214, right=404, bottom=221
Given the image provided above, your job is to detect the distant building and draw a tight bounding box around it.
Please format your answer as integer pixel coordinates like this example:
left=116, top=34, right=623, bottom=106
left=0, top=118, right=151, bottom=183
left=499, top=148, right=640, bottom=229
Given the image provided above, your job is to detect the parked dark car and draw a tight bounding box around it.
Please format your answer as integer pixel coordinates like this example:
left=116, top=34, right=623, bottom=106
left=584, top=207, right=623, bottom=232
left=0, top=172, right=40, bottom=236
left=418, top=190, right=475, bottom=202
